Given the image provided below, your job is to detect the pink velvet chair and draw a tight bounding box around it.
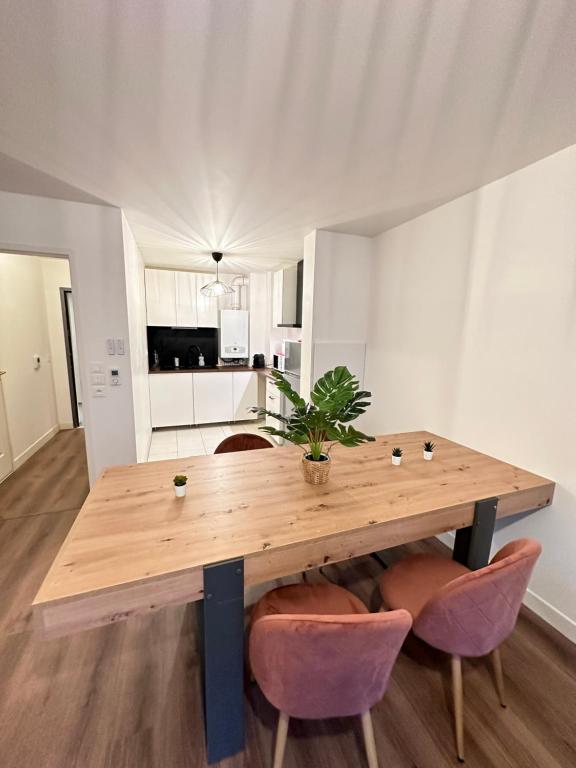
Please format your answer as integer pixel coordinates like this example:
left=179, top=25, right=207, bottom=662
left=250, top=582, right=412, bottom=768
left=379, top=538, right=542, bottom=761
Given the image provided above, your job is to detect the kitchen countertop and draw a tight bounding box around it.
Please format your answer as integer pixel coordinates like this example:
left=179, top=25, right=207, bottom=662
left=148, top=366, right=273, bottom=375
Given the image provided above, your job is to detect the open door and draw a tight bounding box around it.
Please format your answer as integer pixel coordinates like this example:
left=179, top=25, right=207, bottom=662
left=0, top=371, right=13, bottom=482
left=60, top=288, right=83, bottom=428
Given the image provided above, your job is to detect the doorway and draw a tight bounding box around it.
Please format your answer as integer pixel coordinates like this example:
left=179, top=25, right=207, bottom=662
left=0, top=371, right=13, bottom=482
left=60, top=288, right=83, bottom=427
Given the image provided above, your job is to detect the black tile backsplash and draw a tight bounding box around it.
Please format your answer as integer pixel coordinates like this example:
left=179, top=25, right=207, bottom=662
left=147, top=326, right=218, bottom=369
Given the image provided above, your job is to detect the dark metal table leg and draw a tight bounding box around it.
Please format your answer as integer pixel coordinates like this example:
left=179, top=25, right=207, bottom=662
left=370, top=551, right=389, bottom=569
left=198, top=557, right=245, bottom=764
left=453, top=498, right=498, bottom=570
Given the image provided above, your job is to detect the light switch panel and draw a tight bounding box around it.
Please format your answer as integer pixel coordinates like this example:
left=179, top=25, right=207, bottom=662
left=91, top=373, right=106, bottom=385
left=115, top=338, right=125, bottom=355
left=90, top=361, right=104, bottom=373
left=106, top=338, right=116, bottom=355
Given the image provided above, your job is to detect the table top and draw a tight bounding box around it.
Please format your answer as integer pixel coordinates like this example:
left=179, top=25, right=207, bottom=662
left=33, top=431, right=554, bottom=636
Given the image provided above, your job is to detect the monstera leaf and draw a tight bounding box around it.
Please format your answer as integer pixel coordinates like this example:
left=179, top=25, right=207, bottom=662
left=325, top=424, right=375, bottom=447
left=251, top=366, right=375, bottom=460
left=311, top=366, right=358, bottom=412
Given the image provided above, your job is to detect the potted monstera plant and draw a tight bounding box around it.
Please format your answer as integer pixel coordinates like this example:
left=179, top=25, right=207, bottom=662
left=252, top=366, right=375, bottom=485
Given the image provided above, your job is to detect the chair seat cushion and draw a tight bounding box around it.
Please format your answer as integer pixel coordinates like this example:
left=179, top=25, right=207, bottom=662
left=252, top=582, right=368, bottom=625
left=379, top=554, right=469, bottom=619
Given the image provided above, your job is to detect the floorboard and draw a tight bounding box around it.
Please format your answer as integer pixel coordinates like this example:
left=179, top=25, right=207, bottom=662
left=0, top=429, right=574, bottom=767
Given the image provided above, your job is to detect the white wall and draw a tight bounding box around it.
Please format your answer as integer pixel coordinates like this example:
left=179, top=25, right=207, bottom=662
left=122, top=215, right=151, bottom=463
left=41, top=257, right=73, bottom=428
left=0, top=253, right=59, bottom=465
left=301, top=230, right=374, bottom=395
left=365, top=145, right=576, bottom=641
left=0, top=191, right=137, bottom=483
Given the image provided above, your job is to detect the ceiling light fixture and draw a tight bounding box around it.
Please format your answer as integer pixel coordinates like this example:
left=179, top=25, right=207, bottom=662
left=200, top=252, right=234, bottom=297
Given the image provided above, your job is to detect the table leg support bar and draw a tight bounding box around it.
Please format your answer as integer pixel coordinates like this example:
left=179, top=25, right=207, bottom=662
left=198, top=557, right=245, bottom=764
left=453, top=497, right=498, bottom=570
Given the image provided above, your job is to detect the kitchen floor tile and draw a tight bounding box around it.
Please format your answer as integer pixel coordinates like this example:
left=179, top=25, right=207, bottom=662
left=147, top=450, right=178, bottom=462
left=177, top=446, right=207, bottom=457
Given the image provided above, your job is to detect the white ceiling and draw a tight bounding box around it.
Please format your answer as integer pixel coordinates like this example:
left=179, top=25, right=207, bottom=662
left=1, top=1, right=576, bottom=272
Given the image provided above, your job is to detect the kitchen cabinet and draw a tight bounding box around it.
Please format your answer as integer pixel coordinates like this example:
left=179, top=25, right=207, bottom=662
left=175, top=271, right=198, bottom=327
left=273, top=261, right=303, bottom=327
left=272, top=261, right=304, bottom=328
left=145, top=268, right=219, bottom=328
left=232, top=372, right=258, bottom=421
left=149, top=373, right=194, bottom=427
left=193, top=372, right=234, bottom=424
left=265, top=375, right=283, bottom=443
left=145, top=269, right=177, bottom=326
left=195, top=274, right=219, bottom=327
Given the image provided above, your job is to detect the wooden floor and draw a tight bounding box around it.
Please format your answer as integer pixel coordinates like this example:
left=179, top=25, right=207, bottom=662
left=0, top=430, right=575, bottom=768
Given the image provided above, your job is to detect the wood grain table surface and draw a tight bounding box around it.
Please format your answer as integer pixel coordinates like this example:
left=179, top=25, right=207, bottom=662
left=33, top=431, right=554, bottom=637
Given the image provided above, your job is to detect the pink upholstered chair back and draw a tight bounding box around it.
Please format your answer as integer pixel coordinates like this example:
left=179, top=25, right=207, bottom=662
left=414, top=538, right=542, bottom=657
left=250, top=610, right=412, bottom=719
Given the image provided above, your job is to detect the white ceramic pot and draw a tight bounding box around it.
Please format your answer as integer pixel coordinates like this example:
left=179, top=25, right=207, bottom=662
left=391, top=455, right=402, bottom=466
left=423, top=450, right=433, bottom=461
left=174, top=484, right=187, bottom=498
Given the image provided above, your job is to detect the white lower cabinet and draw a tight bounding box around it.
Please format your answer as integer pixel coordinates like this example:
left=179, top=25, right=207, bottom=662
left=149, top=373, right=194, bottom=428
left=232, top=372, right=258, bottom=421
left=150, top=371, right=261, bottom=428
left=193, top=372, right=234, bottom=424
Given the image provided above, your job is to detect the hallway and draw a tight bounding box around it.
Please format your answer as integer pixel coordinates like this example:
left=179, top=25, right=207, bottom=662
left=0, top=431, right=575, bottom=767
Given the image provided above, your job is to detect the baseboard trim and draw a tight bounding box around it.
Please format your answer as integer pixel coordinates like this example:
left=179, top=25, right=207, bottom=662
left=523, top=589, right=576, bottom=644
left=13, top=425, right=59, bottom=470
left=58, top=422, right=75, bottom=430
left=436, top=531, right=575, bottom=643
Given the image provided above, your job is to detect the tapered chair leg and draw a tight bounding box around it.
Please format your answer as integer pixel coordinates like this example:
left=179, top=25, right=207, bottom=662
left=272, top=711, right=289, bottom=768
left=451, top=655, right=465, bottom=762
left=491, top=647, right=507, bottom=708
left=361, top=710, right=379, bottom=768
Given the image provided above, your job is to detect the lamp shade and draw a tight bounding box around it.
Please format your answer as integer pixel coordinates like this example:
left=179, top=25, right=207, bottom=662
left=201, top=251, right=234, bottom=296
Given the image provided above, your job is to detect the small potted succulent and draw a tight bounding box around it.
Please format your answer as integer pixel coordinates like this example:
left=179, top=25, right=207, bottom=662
left=391, top=447, right=403, bottom=466
left=423, top=440, right=436, bottom=461
left=252, top=366, right=375, bottom=485
left=173, top=474, right=188, bottom=498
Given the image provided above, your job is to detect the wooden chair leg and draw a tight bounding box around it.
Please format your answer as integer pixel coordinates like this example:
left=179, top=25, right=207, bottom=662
left=491, top=647, right=507, bottom=708
left=451, top=655, right=465, bottom=763
left=361, top=710, right=379, bottom=768
left=272, top=711, right=289, bottom=768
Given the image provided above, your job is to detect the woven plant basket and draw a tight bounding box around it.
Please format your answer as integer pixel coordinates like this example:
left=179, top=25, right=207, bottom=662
left=301, top=454, right=331, bottom=485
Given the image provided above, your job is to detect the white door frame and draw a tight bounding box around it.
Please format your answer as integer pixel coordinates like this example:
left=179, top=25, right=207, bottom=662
left=0, top=371, right=13, bottom=483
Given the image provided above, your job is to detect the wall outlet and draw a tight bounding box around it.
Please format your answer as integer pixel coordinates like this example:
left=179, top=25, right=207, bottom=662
left=91, top=373, right=106, bottom=385
left=110, top=367, right=120, bottom=386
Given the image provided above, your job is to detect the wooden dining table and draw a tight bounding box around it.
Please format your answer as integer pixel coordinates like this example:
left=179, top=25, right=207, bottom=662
left=33, top=431, right=554, bottom=763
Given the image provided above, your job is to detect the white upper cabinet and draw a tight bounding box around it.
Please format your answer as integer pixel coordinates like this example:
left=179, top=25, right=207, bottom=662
left=196, top=274, right=219, bottom=327
left=272, top=270, right=283, bottom=327
left=175, top=271, right=198, bottom=327
left=145, top=268, right=221, bottom=328
left=145, top=269, right=177, bottom=326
